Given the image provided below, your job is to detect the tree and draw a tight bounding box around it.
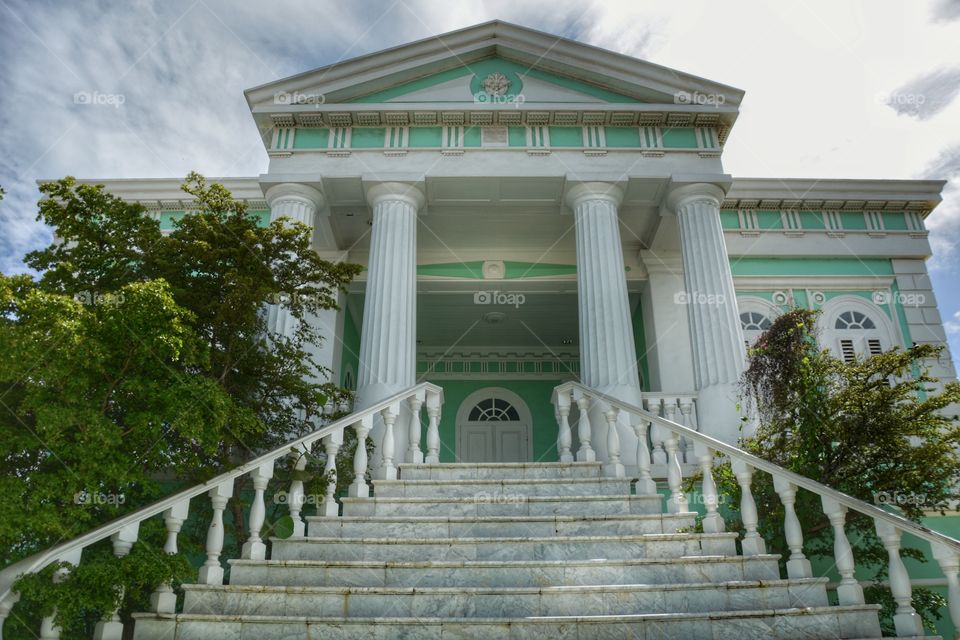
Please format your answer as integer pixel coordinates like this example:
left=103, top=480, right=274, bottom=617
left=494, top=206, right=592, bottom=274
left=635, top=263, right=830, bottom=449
left=1, top=175, right=360, bottom=637
left=720, top=308, right=960, bottom=634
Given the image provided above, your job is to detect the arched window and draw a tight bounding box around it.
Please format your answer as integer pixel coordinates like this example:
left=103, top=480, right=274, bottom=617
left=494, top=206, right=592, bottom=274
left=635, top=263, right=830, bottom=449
left=467, top=397, right=520, bottom=422
left=819, top=297, right=896, bottom=363
left=737, top=297, right=780, bottom=347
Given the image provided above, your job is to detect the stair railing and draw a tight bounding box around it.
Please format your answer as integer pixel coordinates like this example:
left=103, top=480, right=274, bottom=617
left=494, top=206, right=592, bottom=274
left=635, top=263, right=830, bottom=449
left=0, top=382, right=443, bottom=640
left=552, top=380, right=960, bottom=638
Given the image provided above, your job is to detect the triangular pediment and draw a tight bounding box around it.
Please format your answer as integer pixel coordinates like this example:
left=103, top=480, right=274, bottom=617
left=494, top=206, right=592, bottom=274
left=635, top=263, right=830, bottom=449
left=245, top=21, right=744, bottom=110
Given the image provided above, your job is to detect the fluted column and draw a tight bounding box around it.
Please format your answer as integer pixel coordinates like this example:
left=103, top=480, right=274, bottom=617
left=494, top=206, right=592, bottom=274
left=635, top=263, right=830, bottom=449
left=668, top=183, right=750, bottom=443
left=356, top=183, right=423, bottom=474
left=567, top=183, right=643, bottom=470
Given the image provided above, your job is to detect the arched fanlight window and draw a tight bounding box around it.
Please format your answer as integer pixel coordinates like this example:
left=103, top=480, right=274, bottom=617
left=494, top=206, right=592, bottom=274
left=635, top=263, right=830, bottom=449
left=820, top=298, right=894, bottom=363
left=468, top=397, right=521, bottom=422
left=834, top=310, right=876, bottom=331
left=737, top=297, right=780, bottom=347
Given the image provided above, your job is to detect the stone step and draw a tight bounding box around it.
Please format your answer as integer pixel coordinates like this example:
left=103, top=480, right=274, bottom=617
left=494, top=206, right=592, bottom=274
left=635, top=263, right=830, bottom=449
left=270, top=532, right=738, bottom=562
left=371, top=476, right=632, bottom=498
left=227, top=555, right=783, bottom=588
left=132, top=605, right=885, bottom=640
left=305, top=512, right=697, bottom=539
left=181, top=578, right=830, bottom=618
left=398, top=461, right=603, bottom=480
left=339, top=493, right=664, bottom=517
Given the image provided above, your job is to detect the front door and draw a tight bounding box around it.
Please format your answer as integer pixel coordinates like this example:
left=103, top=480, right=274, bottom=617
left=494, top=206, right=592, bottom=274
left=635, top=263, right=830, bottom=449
left=456, top=394, right=530, bottom=462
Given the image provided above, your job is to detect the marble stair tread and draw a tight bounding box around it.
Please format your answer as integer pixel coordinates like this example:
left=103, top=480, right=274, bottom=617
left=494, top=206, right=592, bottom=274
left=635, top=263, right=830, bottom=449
left=180, top=578, right=831, bottom=617
left=227, top=554, right=784, bottom=588
left=268, top=532, right=738, bottom=561
left=371, top=476, right=632, bottom=497
left=305, top=512, right=697, bottom=538
left=131, top=604, right=885, bottom=640
left=339, top=493, right=664, bottom=517
left=398, top=461, right=604, bottom=480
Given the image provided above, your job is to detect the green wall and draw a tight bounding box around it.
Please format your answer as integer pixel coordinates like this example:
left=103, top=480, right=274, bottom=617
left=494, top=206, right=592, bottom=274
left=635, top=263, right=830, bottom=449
left=339, top=304, right=360, bottom=389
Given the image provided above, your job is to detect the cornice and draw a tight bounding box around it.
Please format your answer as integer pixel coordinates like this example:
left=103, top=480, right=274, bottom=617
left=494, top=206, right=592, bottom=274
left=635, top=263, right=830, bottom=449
left=723, top=178, right=946, bottom=214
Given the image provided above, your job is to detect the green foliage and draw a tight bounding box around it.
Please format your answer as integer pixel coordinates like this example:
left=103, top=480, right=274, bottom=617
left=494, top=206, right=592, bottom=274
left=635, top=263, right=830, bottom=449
left=719, top=308, right=960, bottom=634
left=1, top=174, right=361, bottom=637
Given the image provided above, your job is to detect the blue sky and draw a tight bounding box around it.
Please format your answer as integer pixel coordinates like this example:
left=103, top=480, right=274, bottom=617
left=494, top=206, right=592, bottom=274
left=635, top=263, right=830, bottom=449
left=1, top=0, right=959, bottom=362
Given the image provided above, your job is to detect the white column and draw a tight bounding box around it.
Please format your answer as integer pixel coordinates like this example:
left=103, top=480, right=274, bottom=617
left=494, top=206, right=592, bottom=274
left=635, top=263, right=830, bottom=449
left=668, top=183, right=751, bottom=443
left=356, top=183, right=423, bottom=474
left=638, top=251, right=695, bottom=392
left=567, top=183, right=643, bottom=469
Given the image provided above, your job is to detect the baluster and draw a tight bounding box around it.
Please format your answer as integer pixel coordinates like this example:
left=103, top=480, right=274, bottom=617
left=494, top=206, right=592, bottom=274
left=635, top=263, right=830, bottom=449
left=694, top=442, right=724, bottom=532
left=93, top=523, right=139, bottom=640
left=772, top=476, right=812, bottom=578
left=425, top=391, right=441, bottom=464
left=731, top=460, right=766, bottom=555
left=664, top=429, right=688, bottom=513
left=646, top=398, right=667, bottom=465
left=198, top=481, right=234, bottom=585
left=555, top=389, right=573, bottom=463
left=632, top=416, right=657, bottom=495
left=875, top=519, right=924, bottom=637
left=575, top=394, right=595, bottom=462
left=39, top=548, right=82, bottom=639
left=150, top=499, right=190, bottom=614
left=407, top=394, right=424, bottom=464
left=931, top=542, right=960, bottom=640
left=287, top=445, right=309, bottom=536
left=678, top=397, right=695, bottom=463
left=820, top=496, right=864, bottom=605
left=379, top=405, right=398, bottom=480
left=601, top=404, right=625, bottom=477
left=241, top=462, right=274, bottom=560
left=320, top=428, right=343, bottom=517
left=349, top=416, right=373, bottom=497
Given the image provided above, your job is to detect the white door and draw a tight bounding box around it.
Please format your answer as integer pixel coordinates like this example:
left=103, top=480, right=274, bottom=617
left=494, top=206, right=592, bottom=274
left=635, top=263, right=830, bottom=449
left=456, top=395, right=530, bottom=462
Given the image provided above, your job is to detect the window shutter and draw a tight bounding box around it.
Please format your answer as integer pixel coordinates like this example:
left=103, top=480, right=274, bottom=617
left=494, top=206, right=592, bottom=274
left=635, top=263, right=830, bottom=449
left=839, top=339, right=856, bottom=363
left=867, top=338, right=883, bottom=356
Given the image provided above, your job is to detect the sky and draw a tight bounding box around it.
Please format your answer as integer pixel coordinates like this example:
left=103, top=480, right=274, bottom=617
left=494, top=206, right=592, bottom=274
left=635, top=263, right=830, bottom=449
left=1, top=0, right=959, bottom=361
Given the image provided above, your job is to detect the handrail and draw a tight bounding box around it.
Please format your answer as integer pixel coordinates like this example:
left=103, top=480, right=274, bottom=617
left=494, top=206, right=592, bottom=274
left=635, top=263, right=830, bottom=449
left=0, top=382, right=443, bottom=604
left=555, top=381, right=960, bottom=555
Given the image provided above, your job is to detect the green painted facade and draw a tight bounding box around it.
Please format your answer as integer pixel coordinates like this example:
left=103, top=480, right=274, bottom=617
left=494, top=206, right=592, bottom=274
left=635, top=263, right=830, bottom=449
left=719, top=209, right=919, bottom=234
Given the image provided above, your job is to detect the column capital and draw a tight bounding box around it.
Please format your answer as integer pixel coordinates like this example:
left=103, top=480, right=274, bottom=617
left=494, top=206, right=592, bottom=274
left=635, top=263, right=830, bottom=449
left=666, top=182, right=726, bottom=213
left=264, top=183, right=325, bottom=211
left=565, top=182, right=624, bottom=210
left=365, top=182, right=426, bottom=211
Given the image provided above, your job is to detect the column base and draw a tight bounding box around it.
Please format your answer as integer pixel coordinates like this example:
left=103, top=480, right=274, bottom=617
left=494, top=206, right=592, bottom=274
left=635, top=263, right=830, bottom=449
left=702, top=512, right=726, bottom=533
left=741, top=535, right=767, bottom=556
left=576, top=448, right=596, bottom=462
left=603, top=461, right=625, bottom=478
left=893, top=611, right=924, bottom=637
left=240, top=540, right=266, bottom=560
left=837, top=581, right=865, bottom=605
left=321, top=498, right=340, bottom=517
left=786, top=557, right=813, bottom=579
left=197, top=564, right=223, bottom=585
left=150, top=588, right=177, bottom=615
left=93, top=620, right=124, bottom=640
left=348, top=481, right=369, bottom=498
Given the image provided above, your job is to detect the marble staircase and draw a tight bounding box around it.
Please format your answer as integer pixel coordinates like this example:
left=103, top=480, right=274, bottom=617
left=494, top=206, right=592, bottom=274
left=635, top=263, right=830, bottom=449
left=131, top=461, right=901, bottom=639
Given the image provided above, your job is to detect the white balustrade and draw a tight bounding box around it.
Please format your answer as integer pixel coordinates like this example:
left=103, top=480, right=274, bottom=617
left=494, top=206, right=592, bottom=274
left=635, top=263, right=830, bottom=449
left=932, top=543, right=960, bottom=640
left=731, top=459, right=766, bottom=556
left=773, top=476, right=812, bottom=579
left=664, top=431, right=688, bottom=513
left=379, top=404, right=399, bottom=480
left=574, top=393, right=595, bottom=462
left=875, top=519, right=924, bottom=637
left=241, top=462, right=274, bottom=560
left=601, top=405, right=625, bottom=478
left=632, top=417, right=656, bottom=495
left=1, top=382, right=443, bottom=640
left=694, top=442, right=724, bottom=533
left=554, top=388, right=574, bottom=463
left=820, top=496, right=865, bottom=605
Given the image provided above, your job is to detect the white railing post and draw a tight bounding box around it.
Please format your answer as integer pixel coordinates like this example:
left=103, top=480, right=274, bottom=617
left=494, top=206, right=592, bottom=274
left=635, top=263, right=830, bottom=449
left=678, top=396, right=695, bottom=463
left=664, top=428, right=688, bottom=513
left=772, top=476, right=812, bottom=578
left=820, top=496, right=865, bottom=605
left=731, top=459, right=766, bottom=555
left=875, top=519, right=925, bottom=637
left=694, top=442, right=724, bottom=532
left=240, top=462, right=274, bottom=560
left=406, top=393, right=424, bottom=464
left=39, top=548, right=82, bottom=640
left=198, top=481, right=234, bottom=585
left=151, top=499, right=189, bottom=614
left=555, top=389, right=573, bottom=463
left=379, top=404, right=399, bottom=480
left=349, top=415, right=374, bottom=497
left=932, top=542, right=960, bottom=640
left=600, top=404, right=625, bottom=477
left=575, top=394, right=595, bottom=462
left=320, top=428, right=343, bottom=517
left=645, top=398, right=667, bottom=465
left=632, top=416, right=657, bottom=495
left=93, top=524, right=139, bottom=640
left=286, top=445, right=308, bottom=537
left=425, top=390, right=441, bottom=464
